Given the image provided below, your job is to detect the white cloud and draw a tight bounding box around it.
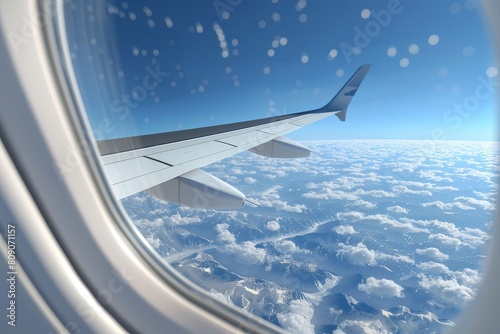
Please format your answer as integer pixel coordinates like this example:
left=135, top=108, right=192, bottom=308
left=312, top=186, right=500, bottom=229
left=418, top=170, right=454, bottom=182
left=387, top=179, right=458, bottom=191
left=251, top=187, right=307, bottom=212
left=275, top=240, right=310, bottom=254
left=302, top=189, right=359, bottom=201
left=422, top=200, right=475, bottom=211
left=336, top=212, right=428, bottom=233
left=337, top=242, right=414, bottom=266
left=266, top=220, right=281, bottom=231
left=146, top=236, right=162, bottom=249
left=231, top=167, right=243, bottom=174
left=403, top=218, right=490, bottom=248
left=215, top=223, right=266, bottom=264
left=336, top=211, right=365, bottom=221
left=416, top=247, right=449, bottom=261
left=225, top=241, right=267, bottom=264
left=277, top=299, right=315, bottom=334
left=358, top=277, right=404, bottom=298
left=387, top=205, right=409, bottom=214
left=417, top=261, right=452, bottom=275
left=418, top=275, right=475, bottom=307
left=354, top=189, right=396, bottom=198
left=454, top=196, right=496, bottom=210
left=274, top=200, right=307, bottom=213
left=333, top=225, right=356, bottom=235
left=215, top=223, right=236, bottom=243
left=348, top=199, right=377, bottom=209
left=333, top=319, right=391, bottom=334
left=391, top=185, right=432, bottom=196
left=161, top=213, right=202, bottom=226
left=428, top=233, right=462, bottom=248
left=244, top=177, right=257, bottom=184
left=337, top=242, right=377, bottom=266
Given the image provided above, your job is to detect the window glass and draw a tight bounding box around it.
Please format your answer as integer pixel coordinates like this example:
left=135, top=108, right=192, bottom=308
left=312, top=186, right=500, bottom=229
left=62, top=1, right=498, bottom=333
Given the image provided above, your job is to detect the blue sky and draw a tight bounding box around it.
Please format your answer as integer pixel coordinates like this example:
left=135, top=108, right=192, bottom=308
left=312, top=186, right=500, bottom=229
left=71, top=0, right=498, bottom=141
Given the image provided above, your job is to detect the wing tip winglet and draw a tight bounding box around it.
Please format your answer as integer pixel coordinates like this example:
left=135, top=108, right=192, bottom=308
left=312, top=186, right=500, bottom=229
left=321, top=64, right=371, bottom=119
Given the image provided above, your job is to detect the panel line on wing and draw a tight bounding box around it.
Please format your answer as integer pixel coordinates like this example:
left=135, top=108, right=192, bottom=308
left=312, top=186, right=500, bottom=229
left=144, top=156, right=173, bottom=167
left=215, top=140, right=238, bottom=148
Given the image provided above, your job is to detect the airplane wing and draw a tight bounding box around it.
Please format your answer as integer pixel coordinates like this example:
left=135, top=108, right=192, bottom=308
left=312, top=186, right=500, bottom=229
left=98, top=65, right=371, bottom=209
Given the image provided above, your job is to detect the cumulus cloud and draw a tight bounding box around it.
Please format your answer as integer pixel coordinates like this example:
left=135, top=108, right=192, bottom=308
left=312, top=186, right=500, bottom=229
left=215, top=223, right=266, bottom=264
left=266, top=220, right=281, bottom=231
left=348, top=199, right=377, bottom=209
left=354, top=189, right=396, bottom=198
left=337, top=242, right=377, bottom=266
left=146, top=236, right=162, bottom=249
left=422, top=200, right=475, bottom=211
left=274, top=200, right=307, bottom=213
left=161, top=213, right=202, bottom=226
left=388, top=179, right=458, bottom=191
left=417, top=261, right=452, bottom=275
left=225, top=241, right=267, bottom=265
left=333, top=319, right=391, bottom=334
left=454, top=196, right=496, bottom=210
left=428, top=233, right=462, bottom=248
left=251, top=187, right=307, bottom=212
left=336, top=211, right=365, bottom=221
left=277, top=299, right=315, bottom=334
left=403, top=218, right=490, bottom=248
left=418, top=170, right=454, bottom=182
left=333, top=225, right=356, bottom=235
left=358, top=277, right=404, bottom=298
left=392, top=185, right=433, bottom=196
left=244, top=177, right=257, bottom=184
left=275, top=240, right=310, bottom=254
left=215, top=223, right=236, bottom=243
left=416, top=247, right=449, bottom=261
left=302, top=189, right=358, bottom=201
left=387, top=205, right=409, bottom=214
left=337, top=242, right=414, bottom=266
left=418, top=275, right=475, bottom=307
left=336, top=212, right=428, bottom=234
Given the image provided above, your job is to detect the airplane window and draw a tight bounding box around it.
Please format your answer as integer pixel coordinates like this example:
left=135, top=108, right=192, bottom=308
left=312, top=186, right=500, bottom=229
left=59, top=0, right=498, bottom=333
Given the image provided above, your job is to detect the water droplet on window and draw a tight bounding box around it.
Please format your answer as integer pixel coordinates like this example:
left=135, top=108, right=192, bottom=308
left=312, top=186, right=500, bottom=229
left=164, top=17, right=173, bottom=28
left=387, top=47, right=397, bottom=57
left=328, top=49, right=338, bottom=60
left=409, top=44, right=419, bottom=55
left=428, top=34, right=440, bottom=46
left=400, top=58, right=410, bottom=68
left=361, top=9, right=371, bottom=19
left=486, top=67, right=498, bottom=78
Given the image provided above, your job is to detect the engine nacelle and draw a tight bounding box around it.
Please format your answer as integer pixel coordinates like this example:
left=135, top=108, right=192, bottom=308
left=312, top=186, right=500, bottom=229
left=146, top=169, right=245, bottom=209
left=249, top=136, right=311, bottom=158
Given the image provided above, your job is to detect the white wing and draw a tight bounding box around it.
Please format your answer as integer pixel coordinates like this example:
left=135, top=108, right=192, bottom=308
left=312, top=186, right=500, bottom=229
left=99, top=65, right=371, bottom=209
